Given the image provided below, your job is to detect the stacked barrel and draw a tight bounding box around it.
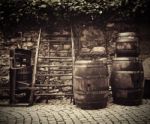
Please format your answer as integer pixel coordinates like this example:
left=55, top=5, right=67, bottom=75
left=110, top=32, right=144, bottom=105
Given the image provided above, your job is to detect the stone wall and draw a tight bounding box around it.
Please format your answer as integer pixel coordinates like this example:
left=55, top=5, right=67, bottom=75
left=0, top=22, right=150, bottom=99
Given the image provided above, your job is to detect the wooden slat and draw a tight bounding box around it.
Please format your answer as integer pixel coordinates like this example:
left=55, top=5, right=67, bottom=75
left=41, top=40, right=71, bottom=43
left=44, top=34, right=71, bottom=37
left=16, top=81, right=30, bottom=86
left=35, top=84, right=72, bottom=87
left=17, top=85, right=72, bottom=90
left=0, top=76, right=9, bottom=78
left=49, top=69, right=72, bottom=71
left=37, top=65, right=72, bottom=67
left=49, top=51, right=71, bottom=53
left=37, top=74, right=72, bottom=76
left=38, top=56, right=72, bottom=59
left=34, top=93, right=73, bottom=96
left=0, top=88, right=9, bottom=90
left=38, top=57, right=72, bottom=62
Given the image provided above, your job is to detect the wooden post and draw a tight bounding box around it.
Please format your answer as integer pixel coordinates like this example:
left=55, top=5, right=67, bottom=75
left=29, top=29, right=41, bottom=105
left=71, top=27, right=75, bottom=104
left=9, top=69, right=16, bottom=104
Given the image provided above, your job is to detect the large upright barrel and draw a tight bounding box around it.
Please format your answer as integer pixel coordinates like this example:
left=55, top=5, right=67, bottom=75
left=74, top=58, right=109, bottom=109
left=116, top=32, right=140, bottom=57
left=110, top=57, right=144, bottom=105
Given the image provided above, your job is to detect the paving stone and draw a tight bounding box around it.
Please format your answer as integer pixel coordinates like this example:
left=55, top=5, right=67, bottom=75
left=31, top=121, right=40, bottom=124
left=8, top=117, right=16, bottom=124
left=72, top=118, right=82, bottom=124
left=64, top=119, right=74, bottom=124
left=112, top=121, right=121, bottom=124
left=49, top=121, right=57, bottom=124
left=24, top=119, right=32, bottom=124
left=0, top=99, right=150, bottom=124
left=57, top=122, right=65, bottom=124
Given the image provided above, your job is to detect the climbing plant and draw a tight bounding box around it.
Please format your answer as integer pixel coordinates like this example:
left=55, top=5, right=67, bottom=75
left=0, top=0, right=149, bottom=31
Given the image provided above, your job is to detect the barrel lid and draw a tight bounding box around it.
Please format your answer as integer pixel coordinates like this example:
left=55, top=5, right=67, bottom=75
left=113, top=57, right=140, bottom=61
left=118, top=32, right=137, bottom=37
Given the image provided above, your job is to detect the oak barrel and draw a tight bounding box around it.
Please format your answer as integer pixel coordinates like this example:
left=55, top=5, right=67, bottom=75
left=116, top=32, right=140, bottom=57
left=74, top=58, right=109, bottom=109
left=110, top=57, right=144, bottom=105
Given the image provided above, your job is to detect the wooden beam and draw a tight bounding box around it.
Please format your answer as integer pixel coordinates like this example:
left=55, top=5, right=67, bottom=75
left=29, top=29, right=41, bottom=105
left=71, top=27, right=75, bottom=103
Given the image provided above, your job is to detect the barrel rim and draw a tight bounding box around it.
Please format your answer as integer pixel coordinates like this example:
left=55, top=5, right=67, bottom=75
left=116, top=38, right=139, bottom=42
left=74, top=75, right=108, bottom=79
left=118, top=32, right=137, bottom=37
left=112, top=57, right=140, bottom=61
left=112, top=71, right=144, bottom=74
left=75, top=59, right=107, bottom=64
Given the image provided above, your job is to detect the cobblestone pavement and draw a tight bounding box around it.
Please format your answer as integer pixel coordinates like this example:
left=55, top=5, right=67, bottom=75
left=0, top=99, right=150, bottom=124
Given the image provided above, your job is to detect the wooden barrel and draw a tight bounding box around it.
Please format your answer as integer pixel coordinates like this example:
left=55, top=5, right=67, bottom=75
left=16, top=66, right=32, bottom=87
left=116, top=32, right=140, bottom=57
left=110, top=57, right=144, bottom=105
left=74, top=59, right=109, bottom=109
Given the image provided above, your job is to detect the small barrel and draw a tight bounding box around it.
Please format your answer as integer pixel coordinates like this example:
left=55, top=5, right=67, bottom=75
left=110, top=57, right=144, bottom=105
left=116, top=32, right=140, bottom=57
left=74, top=59, right=109, bottom=109
left=16, top=66, right=32, bottom=87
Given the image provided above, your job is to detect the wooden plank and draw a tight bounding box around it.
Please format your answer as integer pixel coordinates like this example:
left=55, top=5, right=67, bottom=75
left=44, top=34, right=71, bottom=37
left=17, top=85, right=72, bottom=90
left=38, top=56, right=72, bottom=59
left=9, top=69, right=16, bottom=104
left=35, top=84, right=72, bottom=87
left=34, top=93, right=73, bottom=96
left=41, top=39, right=71, bottom=43
left=49, top=69, right=72, bottom=71
left=29, top=29, right=41, bottom=105
left=0, top=88, right=9, bottom=90
left=49, top=51, right=71, bottom=53
left=37, top=65, right=72, bottom=67
left=36, top=74, right=72, bottom=76
left=70, top=27, right=75, bottom=103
